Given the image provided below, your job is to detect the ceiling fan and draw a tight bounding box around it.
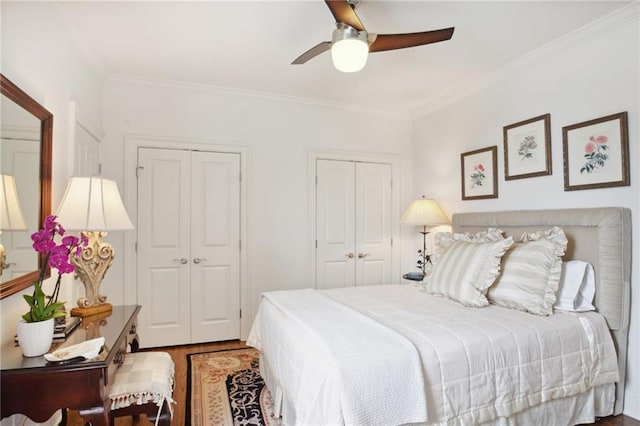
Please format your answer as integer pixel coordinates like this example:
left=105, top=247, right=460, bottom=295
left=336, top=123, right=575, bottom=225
left=292, top=0, right=455, bottom=73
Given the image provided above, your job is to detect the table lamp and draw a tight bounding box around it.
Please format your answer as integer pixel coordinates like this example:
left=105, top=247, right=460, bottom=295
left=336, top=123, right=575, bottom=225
left=56, top=177, right=134, bottom=317
left=401, top=196, right=449, bottom=273
left=0, top=174, right=28, bottom=276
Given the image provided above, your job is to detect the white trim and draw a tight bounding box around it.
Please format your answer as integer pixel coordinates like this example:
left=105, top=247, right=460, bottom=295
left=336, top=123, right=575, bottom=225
left=411, top=3, right=640, bottom=119
left=307, top=149, right=401, bottom=288
left=0, top=126, right=40, bottom=141
left=123, top=134, right=251, bottom=340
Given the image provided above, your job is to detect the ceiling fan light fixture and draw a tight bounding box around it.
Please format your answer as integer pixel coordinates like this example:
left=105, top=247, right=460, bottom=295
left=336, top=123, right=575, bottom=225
left=331, top=24, right=369, bottom=73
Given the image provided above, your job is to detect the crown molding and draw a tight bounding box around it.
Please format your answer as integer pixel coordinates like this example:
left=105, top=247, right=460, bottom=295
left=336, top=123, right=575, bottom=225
left=107, top=75, right=411, bottom=122
left=411, top=3, right=639, bottom=120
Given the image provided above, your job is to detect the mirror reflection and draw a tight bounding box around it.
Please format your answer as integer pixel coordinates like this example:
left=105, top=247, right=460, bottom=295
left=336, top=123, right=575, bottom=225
left=0, top=73, right=52, bottom=299
left=0, top=95, right=42, bottom=284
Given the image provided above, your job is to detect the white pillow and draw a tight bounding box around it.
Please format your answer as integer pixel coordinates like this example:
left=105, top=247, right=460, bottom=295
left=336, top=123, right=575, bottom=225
left=554, top=260, right=596, bottom=312
left=488, top=227, right=568, bottom=316
left=424, top=237, right=513, bottom=307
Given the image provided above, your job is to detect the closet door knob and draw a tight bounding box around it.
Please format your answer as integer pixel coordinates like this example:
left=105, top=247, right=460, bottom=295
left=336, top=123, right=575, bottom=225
left=357, top=252, right=370, bottom=259
left=173, top=258, right=188, bottom=264
left=193, top=258, right=208, bottom=264
left=345, top=253, right=354, bottom=259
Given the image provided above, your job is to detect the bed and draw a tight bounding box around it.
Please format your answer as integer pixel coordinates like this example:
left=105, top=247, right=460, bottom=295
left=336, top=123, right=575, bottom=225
left=247, top=207, right=631, bottom=425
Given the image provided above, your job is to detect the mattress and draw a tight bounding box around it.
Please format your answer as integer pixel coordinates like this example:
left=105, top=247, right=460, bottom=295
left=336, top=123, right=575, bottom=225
left=247, top=284, right=619, bottom=426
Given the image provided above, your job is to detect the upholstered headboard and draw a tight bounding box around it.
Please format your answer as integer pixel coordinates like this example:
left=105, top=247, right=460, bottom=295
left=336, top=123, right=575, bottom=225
left=452, top=207, right=631, bottom=414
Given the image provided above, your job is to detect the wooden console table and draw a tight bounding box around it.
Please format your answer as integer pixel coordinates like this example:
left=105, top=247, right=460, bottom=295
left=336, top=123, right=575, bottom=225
left=1, top=305, right=141, bottom=425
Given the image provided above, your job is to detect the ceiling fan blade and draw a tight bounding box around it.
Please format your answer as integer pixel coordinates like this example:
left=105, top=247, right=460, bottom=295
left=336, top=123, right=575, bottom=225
left=369, top=27, right=454, bottom=52
left=292, top=41, right=332, bottom=65
left=325, top=0, right=365, bottom=32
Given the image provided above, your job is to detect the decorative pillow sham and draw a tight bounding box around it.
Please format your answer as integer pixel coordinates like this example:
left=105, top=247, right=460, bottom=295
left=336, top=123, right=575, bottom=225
left=424, top=237, right=513, bottom=307
left=488, top=226, right=568, bottom=316
left=554, top=260, right=596, bottom=312
left=427, top=228, right=506, bottom=276
left=433, top=227, right=506, bottom=254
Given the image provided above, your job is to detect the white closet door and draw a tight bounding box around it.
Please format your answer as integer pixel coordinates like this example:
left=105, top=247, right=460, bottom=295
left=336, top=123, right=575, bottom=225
left=190, top=151, right=240, bottom=342
left=137, top=148, right=192, bottom=347
left=316, top=160, right=356, bottom=289
left=0, top=139, right=39, bottom=280
left=316, top=160, right=393, bottom=289
left=355, top=162, right=392, bottom=286
left=73, top=124, right=101, bottom=176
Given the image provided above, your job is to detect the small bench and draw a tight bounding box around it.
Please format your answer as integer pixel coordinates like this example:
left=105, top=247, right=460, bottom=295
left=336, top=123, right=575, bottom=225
left=108, top=351, right=175, bottom=426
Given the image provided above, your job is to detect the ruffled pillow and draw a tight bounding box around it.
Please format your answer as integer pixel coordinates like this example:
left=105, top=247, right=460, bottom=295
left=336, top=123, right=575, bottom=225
left=488, top=226, right=568, bottom=316
left=423, top=237, right=514, bottom=307
left=427, top=228, right=506, bottom=276
left=434, top=227, right=506, bottom=253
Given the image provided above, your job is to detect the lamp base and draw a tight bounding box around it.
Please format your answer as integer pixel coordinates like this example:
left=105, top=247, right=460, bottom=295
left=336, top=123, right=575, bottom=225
left=70, top=303, right=113, bottom=318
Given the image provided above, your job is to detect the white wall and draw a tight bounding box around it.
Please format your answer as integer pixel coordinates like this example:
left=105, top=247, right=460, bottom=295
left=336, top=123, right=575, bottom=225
left=411, top=10, right=639, bottom=418
left=0, top=1, right=104, bottom=343
left=0, top=2, right=104, bottom=425
left=3, top=0, right=638, bottom=421
left=102, top=78, right=414, bottom=330
left=0, top=0, right=415, bottom=368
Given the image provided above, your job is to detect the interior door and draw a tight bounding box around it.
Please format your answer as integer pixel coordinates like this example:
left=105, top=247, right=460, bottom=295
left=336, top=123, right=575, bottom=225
left=0, top=139, right=40, bottom=280
left=189, top=151, right=240, bottom=342
left=73, top=123, right=101, bottom=176
left=137, top=147, right=241, bottom=347
left=137, top=148, right=192, bottom=346
left=316, top=160, right=356, bottom=289
left=355, top=162, right=392, bottom=286
left=315, top=159, right=392, bottom=289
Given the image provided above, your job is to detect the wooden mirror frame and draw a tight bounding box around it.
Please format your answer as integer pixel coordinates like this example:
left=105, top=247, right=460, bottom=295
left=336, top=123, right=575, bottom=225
left=0, top=74, right=53, bottom=299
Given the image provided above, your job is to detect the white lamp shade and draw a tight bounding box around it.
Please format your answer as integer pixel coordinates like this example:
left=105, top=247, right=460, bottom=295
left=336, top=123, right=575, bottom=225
left=401, top=197, right=449, bottom=227
left=0, top=174, right=28, bottom=231
left=331, top=38, right=369, bottom=73
left=56, top=177, right=134, bottom=231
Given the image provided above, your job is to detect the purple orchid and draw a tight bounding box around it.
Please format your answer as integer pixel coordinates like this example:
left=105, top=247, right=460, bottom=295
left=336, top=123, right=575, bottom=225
left=23, top=215, right=88, bottom=322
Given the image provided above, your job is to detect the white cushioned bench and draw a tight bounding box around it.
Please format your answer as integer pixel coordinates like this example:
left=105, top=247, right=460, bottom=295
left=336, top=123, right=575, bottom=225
left=108, top=351, right=175, bottom=426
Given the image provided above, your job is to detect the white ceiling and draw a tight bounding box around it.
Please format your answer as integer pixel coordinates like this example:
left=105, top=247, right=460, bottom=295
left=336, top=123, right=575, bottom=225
left=53, top=1, right=631, bottom=115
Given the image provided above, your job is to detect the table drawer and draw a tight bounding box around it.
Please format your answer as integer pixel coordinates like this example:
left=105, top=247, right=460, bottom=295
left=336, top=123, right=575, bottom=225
left=105, top=320, right=139, bottom=390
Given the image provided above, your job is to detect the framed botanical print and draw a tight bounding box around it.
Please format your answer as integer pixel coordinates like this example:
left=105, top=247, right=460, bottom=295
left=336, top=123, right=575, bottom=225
left=503, top=113, right=551, bottom=180
left=562, top=112, right=629, bottom=191
left=461, top=146, right=498, bottom=200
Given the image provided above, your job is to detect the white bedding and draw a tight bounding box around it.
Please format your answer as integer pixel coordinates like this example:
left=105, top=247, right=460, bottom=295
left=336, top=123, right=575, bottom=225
left=247, top=285, right=619, bottom=426
left=254, top=289, right=427, bottom=425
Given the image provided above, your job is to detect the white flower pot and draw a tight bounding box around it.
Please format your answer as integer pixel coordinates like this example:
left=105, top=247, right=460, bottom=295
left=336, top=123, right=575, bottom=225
left=16, top=318, right=54, bottom=357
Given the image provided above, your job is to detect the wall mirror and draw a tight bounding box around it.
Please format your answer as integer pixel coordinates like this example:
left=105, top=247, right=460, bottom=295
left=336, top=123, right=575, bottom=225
left=0, top=74, right=52, bottom=299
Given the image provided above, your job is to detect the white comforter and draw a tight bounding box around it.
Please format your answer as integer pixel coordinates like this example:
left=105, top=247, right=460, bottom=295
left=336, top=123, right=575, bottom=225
left=247, top=285, right=619, bottom=426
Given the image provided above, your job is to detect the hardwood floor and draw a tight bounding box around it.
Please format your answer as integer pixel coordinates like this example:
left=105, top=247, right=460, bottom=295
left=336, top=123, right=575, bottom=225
left=67, top=340, right=639, bottom=426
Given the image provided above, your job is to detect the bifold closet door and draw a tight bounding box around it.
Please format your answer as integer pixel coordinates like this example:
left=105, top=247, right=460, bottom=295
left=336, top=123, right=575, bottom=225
left=137, top=148, right=240, bottom=347
left=354, top=162, right=392, bottom=286
left=0, top=139, right=40, bottom=280
left=316, top=160, right=357, bottom=289
left=189, top=152, right=240, bottom=343
left=137, top=148, right=191, bottom=346
left=316, top=159, right=392, bottom=289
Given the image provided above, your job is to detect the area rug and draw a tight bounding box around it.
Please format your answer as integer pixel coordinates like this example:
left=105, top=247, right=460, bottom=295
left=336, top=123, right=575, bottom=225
left=186, top=347, right=282, bottom=426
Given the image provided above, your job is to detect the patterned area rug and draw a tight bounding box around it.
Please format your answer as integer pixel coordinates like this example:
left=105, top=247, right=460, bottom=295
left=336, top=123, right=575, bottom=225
left=186, top=347, right=282, bottom=426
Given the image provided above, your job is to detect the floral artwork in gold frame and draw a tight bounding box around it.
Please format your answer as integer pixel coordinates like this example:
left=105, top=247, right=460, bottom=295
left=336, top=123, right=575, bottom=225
left=562, top=112, right=629, bottom=191
left=461, top=146, right=498, bottom=200
left=503, top=113, right=551, bottom=180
